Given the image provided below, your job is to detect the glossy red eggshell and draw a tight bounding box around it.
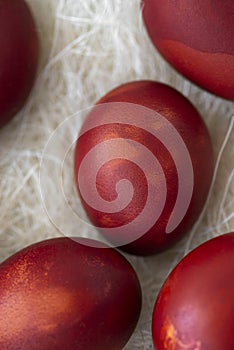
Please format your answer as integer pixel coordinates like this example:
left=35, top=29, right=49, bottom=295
left=75, top=81, right=214, bottom=255
left=152, top=233, right=234, bottom=350
left=0, top=237, right=142, bottom=350
left=0, top=0, right=39, bottom=127
left=142, top=0, right=234, bottom=100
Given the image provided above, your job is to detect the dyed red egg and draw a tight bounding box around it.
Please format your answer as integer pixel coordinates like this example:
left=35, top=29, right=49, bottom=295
left=0, top=0, right=39, bottom=128
left=74, top=81, right=214, bottom=255
left=142, top=0, right=234, bottom=100
left=0, top=237, right=142, bottom=350
left=152, top=232, right=234, bottom=350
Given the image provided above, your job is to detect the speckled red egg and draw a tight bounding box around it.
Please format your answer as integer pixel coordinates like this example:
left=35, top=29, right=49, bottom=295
left=74, top=81, right=214, bottom=255
left=0, top=237, right=142, bottom=350
left=152, top=232, right=234, bottom=350
left=0, top=0, right=39, bottom=128
left=142, top=0, right=234, bottom=100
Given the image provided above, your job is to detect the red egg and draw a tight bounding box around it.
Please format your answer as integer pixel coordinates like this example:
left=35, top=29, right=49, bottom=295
left=0, top=0, right=39, bottom=128
left=0, top=237, right=142, bottom=350
left=74, top=81, right=214, bottom=255
left=152, top=232, right=234, bottom=350
left=142, top=0, right=234, bottom=100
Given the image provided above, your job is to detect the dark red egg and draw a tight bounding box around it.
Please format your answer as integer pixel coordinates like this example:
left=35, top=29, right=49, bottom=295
left=142, top=0, right=234, bottom=100
left=0, top=0, right=39, bottom=128
left=152, top=232, right=234, bottom=350
left=0, top=237, right=142, bottom=350
left=74, top=81, right=214, bottom=255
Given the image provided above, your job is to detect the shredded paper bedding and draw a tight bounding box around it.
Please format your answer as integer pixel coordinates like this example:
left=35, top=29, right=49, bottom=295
left=0, top=1, right=233, bottom=349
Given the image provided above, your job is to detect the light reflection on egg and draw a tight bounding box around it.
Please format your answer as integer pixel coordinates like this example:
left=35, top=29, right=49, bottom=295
left=0, top=237, right=142, bottom=350
left=142, top=0, right=234, bottom=100
left=152, top=233, right=234, bottom=350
